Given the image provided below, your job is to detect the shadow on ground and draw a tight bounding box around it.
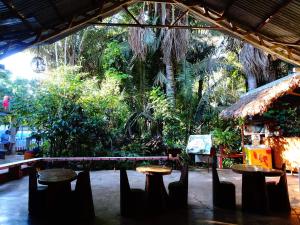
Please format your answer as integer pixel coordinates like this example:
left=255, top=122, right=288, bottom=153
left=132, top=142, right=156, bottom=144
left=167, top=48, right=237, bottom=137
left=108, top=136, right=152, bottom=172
left=0, top=169, right=299, bottom=225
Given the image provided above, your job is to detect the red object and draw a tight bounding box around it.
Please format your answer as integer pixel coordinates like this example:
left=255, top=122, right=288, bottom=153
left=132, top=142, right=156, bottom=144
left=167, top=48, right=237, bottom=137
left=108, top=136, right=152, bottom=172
left=2, top=96, right=9, bottom=110
left=253, top=151, right=258, bottom=159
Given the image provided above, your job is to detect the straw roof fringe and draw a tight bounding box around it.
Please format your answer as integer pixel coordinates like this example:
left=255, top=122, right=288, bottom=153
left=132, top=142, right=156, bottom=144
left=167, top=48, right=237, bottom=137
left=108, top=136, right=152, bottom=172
left=220, top=73, right=300, bottom=119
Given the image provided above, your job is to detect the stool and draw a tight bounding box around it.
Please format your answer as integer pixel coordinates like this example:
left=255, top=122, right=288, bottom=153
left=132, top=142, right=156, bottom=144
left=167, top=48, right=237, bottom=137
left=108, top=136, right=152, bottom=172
left=0, top=150, right=5, bottom=159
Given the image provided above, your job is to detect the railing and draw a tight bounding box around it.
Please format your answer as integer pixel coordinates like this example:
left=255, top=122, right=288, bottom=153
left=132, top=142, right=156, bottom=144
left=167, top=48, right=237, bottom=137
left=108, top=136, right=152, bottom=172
left=0, top=156, right=174, bottom=183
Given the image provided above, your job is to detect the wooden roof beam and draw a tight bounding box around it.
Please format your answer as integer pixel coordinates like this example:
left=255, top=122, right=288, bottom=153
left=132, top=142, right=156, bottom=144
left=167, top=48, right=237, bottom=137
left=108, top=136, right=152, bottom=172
left=47, top=0, right=66, bottom=23
left=122, top=6, right=142, bottom=27
left=173, top=0, right=300, bottom=66
left=180, top=1, right=203, bottom=6
left=287, top=91, right=300, bottom=97
left=216, top=0, right=237, bottom=21
left=90, top=21, right=221, bottom=30
left=0, top=0, right=134, bottom=60
left=171, top=9, right=189, bottom=26
left=254, top=0, right=293, bottom=31
left=1, top=0, right=36, bottom=32
left=270, top=40, right=300, bottom=48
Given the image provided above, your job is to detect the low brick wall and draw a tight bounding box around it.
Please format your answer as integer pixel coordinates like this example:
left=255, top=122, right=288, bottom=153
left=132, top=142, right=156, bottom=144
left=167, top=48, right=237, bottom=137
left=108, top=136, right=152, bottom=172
left=0, top=156, right=173, bottom=183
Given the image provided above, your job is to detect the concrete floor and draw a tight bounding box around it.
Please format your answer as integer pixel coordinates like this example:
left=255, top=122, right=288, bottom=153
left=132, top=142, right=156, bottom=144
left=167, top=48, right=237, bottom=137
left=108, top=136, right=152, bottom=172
left=0, top=154, right=24, bottom=164
left=0, top=168, right=300, bottom=225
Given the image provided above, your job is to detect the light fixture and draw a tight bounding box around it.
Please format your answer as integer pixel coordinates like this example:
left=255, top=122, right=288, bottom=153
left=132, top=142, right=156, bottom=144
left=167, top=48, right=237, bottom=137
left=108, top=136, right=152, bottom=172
left=31, top=46, right=46, bottom=73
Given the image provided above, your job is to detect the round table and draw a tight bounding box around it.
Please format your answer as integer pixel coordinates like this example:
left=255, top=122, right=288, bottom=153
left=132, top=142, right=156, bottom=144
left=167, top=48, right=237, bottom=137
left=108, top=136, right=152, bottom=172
left=136, top=165, right=172, bottom=175
left=232, top=164, right=283, bottom=214
left=38, top=168, right=77, bottom=216
left=38, top=168, right=77, bottom=185
left=136, top=165, right=172, bottom=213
left=231, top=164, right=283, bottom=176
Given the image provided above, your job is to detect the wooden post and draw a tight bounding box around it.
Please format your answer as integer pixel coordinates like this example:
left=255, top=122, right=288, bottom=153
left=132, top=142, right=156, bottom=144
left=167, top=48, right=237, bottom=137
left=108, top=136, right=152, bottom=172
left=8, top=165, right=21, bottom=180
left=9, top=117, right=17, bottom=154
left=241, top=124, right=246, bottom=163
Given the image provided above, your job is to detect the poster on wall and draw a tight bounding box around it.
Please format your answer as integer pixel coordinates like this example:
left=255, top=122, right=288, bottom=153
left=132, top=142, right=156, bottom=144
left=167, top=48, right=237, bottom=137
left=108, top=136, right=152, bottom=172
left=186, top=135, right=212, bottom=155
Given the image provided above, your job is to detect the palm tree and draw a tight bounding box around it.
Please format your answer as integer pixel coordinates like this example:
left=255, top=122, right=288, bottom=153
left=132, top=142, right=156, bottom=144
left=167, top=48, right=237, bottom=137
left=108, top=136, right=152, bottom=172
left=128, top=3, right=189, bottom=107
left=239, top=43, right=277, bottom=90
left=160, top=4, right=189, bottom=106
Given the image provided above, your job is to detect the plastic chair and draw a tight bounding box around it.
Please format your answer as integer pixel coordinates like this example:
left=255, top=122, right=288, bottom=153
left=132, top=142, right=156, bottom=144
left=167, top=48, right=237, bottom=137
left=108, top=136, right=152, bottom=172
left=212, top=155, right=236, bottom=209
left=168, top=164, right=189, bottom=208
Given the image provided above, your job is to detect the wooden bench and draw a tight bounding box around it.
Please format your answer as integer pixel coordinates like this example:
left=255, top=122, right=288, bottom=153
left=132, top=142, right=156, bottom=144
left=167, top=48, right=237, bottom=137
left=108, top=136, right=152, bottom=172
left=0, top=158, right=42, bottom=182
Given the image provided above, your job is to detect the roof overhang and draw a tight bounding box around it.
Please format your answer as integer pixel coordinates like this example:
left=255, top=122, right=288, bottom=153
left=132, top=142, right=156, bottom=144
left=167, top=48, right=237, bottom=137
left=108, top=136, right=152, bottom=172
left=0, top=0, right=300, bottom=65
left=220, top=73, right=300, bottom=119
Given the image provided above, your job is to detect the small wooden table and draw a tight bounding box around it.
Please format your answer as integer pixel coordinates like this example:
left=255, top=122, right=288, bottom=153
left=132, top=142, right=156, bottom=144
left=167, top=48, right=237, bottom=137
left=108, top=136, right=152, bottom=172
left=232, top=164, right=283, bottom=214
left=38, top=168, right=77, bottom=185
left=136, top=165, right=172, bottom=213
left=38, top=168, right=77, bottom=216
left=232, top=164, right=283, bottom=176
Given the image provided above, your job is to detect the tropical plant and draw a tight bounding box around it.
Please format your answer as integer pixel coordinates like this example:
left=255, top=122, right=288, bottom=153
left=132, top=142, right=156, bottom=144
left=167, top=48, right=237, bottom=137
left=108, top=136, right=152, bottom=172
left=263, top=105, right=300, bottom=137
left=212, top=127, right=241, bottom=154
left=6, top=3, right=287, bottom=160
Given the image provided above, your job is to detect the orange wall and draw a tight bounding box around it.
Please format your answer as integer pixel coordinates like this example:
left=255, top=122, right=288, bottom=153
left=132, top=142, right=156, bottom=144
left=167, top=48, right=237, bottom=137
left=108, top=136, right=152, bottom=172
left=264, top=137, right=300, bottom=171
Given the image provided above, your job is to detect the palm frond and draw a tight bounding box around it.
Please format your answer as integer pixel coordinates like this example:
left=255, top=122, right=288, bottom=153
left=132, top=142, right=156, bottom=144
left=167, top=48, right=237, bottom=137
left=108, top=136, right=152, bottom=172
left=161, top=14, right=189, bottom=64
left=154, top=70, right=167, bottom=86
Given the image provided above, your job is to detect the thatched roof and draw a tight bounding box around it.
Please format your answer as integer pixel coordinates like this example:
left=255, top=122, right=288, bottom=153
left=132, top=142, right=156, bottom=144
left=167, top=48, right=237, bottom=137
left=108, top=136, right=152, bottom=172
left=0, top=1, right=300, bottom=65
left=220, top=73, right=300, bottom=119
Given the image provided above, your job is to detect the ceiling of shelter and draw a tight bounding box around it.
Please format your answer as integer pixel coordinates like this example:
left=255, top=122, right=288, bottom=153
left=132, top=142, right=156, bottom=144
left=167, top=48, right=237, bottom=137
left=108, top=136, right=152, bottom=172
left=0, top=0, right=300, bottom=65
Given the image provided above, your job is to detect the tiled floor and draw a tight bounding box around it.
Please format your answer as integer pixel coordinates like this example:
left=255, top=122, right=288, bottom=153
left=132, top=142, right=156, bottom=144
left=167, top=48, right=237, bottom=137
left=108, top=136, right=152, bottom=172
left=0, top=169, right=299, bottom=225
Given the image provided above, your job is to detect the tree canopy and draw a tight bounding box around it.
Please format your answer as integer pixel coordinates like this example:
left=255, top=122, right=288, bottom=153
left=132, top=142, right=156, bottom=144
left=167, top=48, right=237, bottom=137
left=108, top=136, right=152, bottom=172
left=1, top=3, right=294, bottom=159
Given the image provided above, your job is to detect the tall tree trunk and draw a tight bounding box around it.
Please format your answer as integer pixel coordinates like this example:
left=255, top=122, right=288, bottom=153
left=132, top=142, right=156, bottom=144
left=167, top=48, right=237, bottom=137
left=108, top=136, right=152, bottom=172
left=165, top=62, right=176, bottom=106
left=9, top=117, right=17, bottom=154
left=54, top=42, right=58, bottom=68
left=246, top=73, right=257, bottom=91
left=240, top=43, right=279, bottom=91
left=197, top=78, right=203, bottom=101
left=64, top=38, right=67, bottom=66
left=139, top=59, right=145, bottom=108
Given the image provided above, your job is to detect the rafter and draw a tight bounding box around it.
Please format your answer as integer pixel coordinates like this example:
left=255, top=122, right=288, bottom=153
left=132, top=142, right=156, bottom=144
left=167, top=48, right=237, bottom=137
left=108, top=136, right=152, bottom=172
left=171, top=9, right=189, bottom=26
left=47, top=0, right=65, bottom=22
left=287, top=91, right=300, bottom=97
left=216, top=0, right=237, bottom=21
left=0, top=31, right=41, bottom=52
left=90, top=21, right=221, bottom=30
left=0, top=0, right=134, bottom=60
left=270, top=40, right=300, bottom=48
left=122, top=6, right=142, bottom=26
left=180, top=0, right=202, bottom=6
left=0, top=0, right=300, bottom=66
left=173, top=0, right=300, bottom=65
left=223, top=0, right=237, bottom=15
left=1, top=0, right=36, bottom=32
left=254, top=0, right=293, bottom=31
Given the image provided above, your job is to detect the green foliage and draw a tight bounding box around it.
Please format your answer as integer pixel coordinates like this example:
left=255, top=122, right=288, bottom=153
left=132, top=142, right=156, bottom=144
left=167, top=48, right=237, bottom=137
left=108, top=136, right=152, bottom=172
left=212, top=126, right=241, bottom=153
left=149, top=88, right=186, bottom=147
left=7, top=5, right=252, bottom=159
left=263, top=105, right=300, bottom=136
left=222, top=158, right=234, bottom=168
left=26, top=66, right=130, bottom=156
left=103, top=41, right=128, bottom=71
